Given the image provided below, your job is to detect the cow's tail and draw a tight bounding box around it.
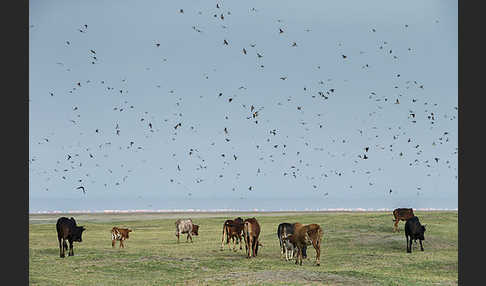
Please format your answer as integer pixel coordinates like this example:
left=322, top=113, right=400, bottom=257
left=222, top=223, right=228, bottom=244
left=316, top=226, right=324, bottom=247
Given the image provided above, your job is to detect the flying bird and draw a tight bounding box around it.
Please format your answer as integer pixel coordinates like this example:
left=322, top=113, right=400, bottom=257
left=76, top=186, right=86, bottom=194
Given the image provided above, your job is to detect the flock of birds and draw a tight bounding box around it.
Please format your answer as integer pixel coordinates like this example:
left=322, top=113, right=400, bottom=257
left=29, top=3, right=457, bottom=206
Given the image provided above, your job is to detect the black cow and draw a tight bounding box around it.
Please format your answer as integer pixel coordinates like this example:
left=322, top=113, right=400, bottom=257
left=277, top=223, right=307, bottom=260
left=56, top=217, right=86, bottom=258
left=404, top=216, right=426, bottom=253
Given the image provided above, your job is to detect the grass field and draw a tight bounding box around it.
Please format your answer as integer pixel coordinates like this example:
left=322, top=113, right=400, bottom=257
left=29, top=211, right=458, bottom=286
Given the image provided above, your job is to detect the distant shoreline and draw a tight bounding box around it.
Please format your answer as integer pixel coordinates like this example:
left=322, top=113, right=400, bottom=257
left=29, top=208, right=458, bottom=215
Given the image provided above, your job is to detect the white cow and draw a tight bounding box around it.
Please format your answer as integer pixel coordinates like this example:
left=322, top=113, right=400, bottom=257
left=175, top=218, right=199, bottom=243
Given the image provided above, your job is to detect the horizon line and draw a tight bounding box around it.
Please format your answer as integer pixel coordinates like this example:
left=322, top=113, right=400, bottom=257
left=29, top=207, right=458, bottom=215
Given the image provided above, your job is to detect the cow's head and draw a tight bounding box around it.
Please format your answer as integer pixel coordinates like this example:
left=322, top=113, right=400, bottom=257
left=303, top=232, right=313, bottom=246
left=235, top=217, right=244, bottom=224
left=283, top=234, right=293, bottom=243
left=191, top=224, right=199, bottom=236
left=419, top=225, right=426, bottom=240
left=72, top=226, right=86, bottom=242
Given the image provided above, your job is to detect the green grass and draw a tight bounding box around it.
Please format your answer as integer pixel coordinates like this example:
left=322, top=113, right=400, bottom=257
left=29, top=211, right=457, bottom=286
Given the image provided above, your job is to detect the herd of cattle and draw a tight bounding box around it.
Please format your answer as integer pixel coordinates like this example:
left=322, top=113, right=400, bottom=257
left=55, top=208, right=427, bottom=263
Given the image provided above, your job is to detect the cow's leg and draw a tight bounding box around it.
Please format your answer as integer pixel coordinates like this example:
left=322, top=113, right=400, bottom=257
left=248, top=235, right=253, bottom=258
left=279, top=236, right=284, bottom=258
left=394, top=219, right=399, bottom=232
left=232, top=236, right=237, bottom=252
left=419, top=239, right=424, bottom=251
left=296, top=247, right=302, bottom=265
left=255, top=239, right=259, bottom=256
left=121, top=239, right=125, bottom=248
left=282, top=243, right=286, bottom=259
left=243, top=234, right=248, bottom=257
left=59, top=237, right=65, bottom=258
left=112, top=239, right=116, bottom=248
left=239, top=234, right=243, bottom=250
left=221, top=227, right=226, bottom=251
left=407, top=236, right=412, bottom=253
left=68, top=240, right=74, bottom=256
left=253, top=237, right=257, bottom=257
left=177, top=232, right=180, bottom=243
left=311, top=240, right=320, bottom=266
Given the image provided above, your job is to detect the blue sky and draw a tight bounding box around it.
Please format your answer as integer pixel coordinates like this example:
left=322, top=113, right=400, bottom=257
left=29, top=0, right=457, bottom=212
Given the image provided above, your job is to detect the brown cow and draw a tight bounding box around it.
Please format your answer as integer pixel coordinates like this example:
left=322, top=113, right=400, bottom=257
left=393, top=208, right=414, bottom=232
left=221, top=217, right=244, bottom=251
left=111, top=227, right=132, bottom=248
left=285, top=223, right=323, bottom=266
left=243, top=217, right=261, bottom=258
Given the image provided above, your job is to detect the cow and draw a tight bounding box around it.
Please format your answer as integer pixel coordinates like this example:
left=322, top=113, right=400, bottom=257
left=405, top=216, right=426, bottom=253
left=111, top=227, right=132, bottom=248
left=56, top=217, right=86, bottom=258
left=285, top=223, right=323, bottom=266
left=277, top=223, right=307, bottom=260
left=393, top=208, right=415, bottom=232
left=282, top=234, right=296, bottom=261
left=221, top=217, right=244, bottom=251
left=175, top=218, right=199, bottom=243
left=243, top=217, right=261, bottom=258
